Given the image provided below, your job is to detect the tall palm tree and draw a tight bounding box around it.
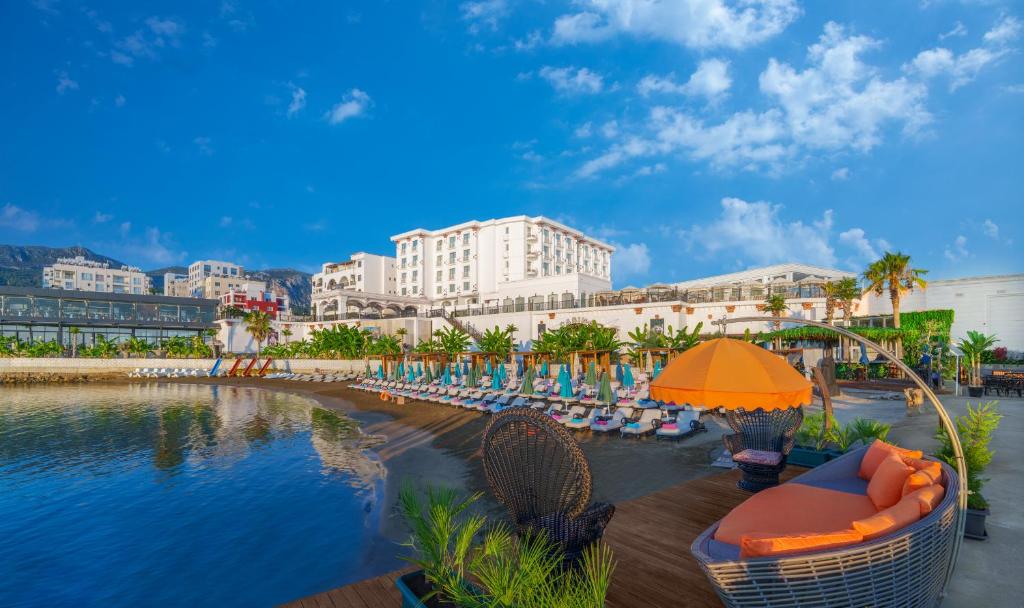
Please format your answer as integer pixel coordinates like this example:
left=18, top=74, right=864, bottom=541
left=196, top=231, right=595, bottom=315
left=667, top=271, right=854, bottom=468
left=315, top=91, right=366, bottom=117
left=822, top=281, right=840, bottom=325
left=244, top=310, right=272, bottom=357
left=67, top=326, right=81, bottom=357
left=281, top=328, right=293, bottom=343
left=958, top=330, right=998, bottom=387
left=862, top=252, right=927, bottom=329
left=394, top=327, right=408, bottom=351
left=836, top=277, right=860, bottom=326
left=763, top=293, right=788, bottom=331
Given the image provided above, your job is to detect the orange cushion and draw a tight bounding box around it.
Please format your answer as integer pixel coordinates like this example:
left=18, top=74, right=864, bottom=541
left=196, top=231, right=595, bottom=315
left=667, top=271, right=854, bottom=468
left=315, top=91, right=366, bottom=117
left=902, top=459, right=942, bottom=496
left=859, top=440, right=924, bottom=480
left=740, top=529, right=864, bottom=558
left=852, top=496, right=922, bottom=540
left=715, top=484, right=877, bottom=546
left=867, top=453, right=914, bottom=510
left=904, top=484, right=946, bottom=515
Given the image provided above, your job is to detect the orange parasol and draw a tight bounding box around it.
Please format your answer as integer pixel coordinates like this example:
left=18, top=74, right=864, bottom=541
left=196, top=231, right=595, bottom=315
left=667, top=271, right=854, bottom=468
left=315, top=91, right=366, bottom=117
left=650, top=338, right=812, bottom=410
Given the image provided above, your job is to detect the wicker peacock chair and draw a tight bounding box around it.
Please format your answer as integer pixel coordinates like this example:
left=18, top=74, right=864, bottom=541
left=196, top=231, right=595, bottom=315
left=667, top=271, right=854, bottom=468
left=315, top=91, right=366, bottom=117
left=723, top=407, right=804, bottom=492
left=481, top=407, right=615, bottom=563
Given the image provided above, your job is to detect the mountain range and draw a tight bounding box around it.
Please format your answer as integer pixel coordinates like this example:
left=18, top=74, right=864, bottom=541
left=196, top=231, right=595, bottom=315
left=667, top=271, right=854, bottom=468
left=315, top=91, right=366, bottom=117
left=0, top=245, right=312, bottom=313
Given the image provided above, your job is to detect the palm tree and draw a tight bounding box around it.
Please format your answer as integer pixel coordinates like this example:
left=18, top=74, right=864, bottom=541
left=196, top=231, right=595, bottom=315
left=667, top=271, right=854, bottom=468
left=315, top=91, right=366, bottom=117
left=862, top=252, right=927, bottom=329
left=958, top=330, right=998, bottom=387
left=67, top=326, right=80, bottom=357
left=835, top=277, right=859, bottom=326
left=478, top=326, right=514, bottom=359
left=763, top=293, right=788, bottom=331
left=244, top=310, right=272, bottom=357
left=281, top=328, right=293, bottom=343
left=433, top=326, right=471, bottom=361
left=395, top=327, right=408, bottom=351
left=822, top=281, right=840, bottom=325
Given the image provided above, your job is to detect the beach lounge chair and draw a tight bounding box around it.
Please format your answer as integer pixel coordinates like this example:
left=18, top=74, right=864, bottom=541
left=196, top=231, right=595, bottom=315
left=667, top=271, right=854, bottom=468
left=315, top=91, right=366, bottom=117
left=529, top=400, right=549, bottom=410
left=564, top=406, right=594, bottom=431
left=620, top=408, right=662, bottom=438
left=489, top=394, right=515, bottom=414
left=508, top=396, right=528, bottom=408
left=590, top=406, right=633, bottom=433
left=481, top=408, right=615, bottom=564
left=655, top=408, right=707, bottom=440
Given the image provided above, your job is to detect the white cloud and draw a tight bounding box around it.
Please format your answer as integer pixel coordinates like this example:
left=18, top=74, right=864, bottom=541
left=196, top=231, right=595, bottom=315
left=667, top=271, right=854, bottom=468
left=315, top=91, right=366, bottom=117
left=838, top=227, right=880, bottom=261
left=538, top=66, right=605, bottom=94
left=638, top=59, right=732, bottom=99
left=983, top=219, right=999, bottom=239
left=193, top=136, right=213, bottom=155
left=111, top=226, right=187, bottom=265
left=110, top=16, right=185, bottom=67
left=831, top=167, right=850, bottom=180
left=287, top=86, right=306, bottom=117
left=551, top=0, right=801, bottom=50
left=514, top=30, right=543, bottom=51
left=56, top=71, right=79, bottom=94
left=944, top=235, right=969, bottom=261
left=114, top=94, right=126, bottom=107
left=1003, top=83, right=1024, bottom=94
left=93, top=211, right=113, bottom=223
left=939, top=21, right=967, bottom=40
left=461, top=0, right=509, bottom=34
left=578, top=22, right=931, bottom=177
left=521, top=150, right=544, bottom=162
left=574, top=121, right=593, bottom=138
left=119, top=221, right=132, bottom=237
left=0, top=204, right=41, bottom=232
left=905, top=47, right=1006, bottom=91
left=324, top=89, right=371, bottom=125
left=681, top=198, right=836, bottom=267
left=601, top=120, right=619, bottom=138
left=984, top=15, right=1021, bottom=45
left=610, top=242, right=651, bottom=279
left=219, top=216, right=233, bottom=227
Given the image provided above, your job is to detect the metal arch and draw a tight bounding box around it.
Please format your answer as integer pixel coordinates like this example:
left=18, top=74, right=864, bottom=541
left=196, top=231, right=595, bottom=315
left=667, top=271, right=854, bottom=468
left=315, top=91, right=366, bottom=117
left=714, top=315, right=967, bottom=593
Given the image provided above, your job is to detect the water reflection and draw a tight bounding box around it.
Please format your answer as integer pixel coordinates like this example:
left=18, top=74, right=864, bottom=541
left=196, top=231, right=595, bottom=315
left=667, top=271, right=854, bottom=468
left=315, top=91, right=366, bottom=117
left=0, top=383, right=394, bottom=607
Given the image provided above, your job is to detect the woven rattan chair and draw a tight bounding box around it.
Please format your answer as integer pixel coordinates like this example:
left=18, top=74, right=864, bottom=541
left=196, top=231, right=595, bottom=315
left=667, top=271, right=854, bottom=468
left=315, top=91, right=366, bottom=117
left=723, top=407, right=804, bottom=492
left=692, top=447, right=961, bottom=608
left=481, top=407, right=615, bottom=563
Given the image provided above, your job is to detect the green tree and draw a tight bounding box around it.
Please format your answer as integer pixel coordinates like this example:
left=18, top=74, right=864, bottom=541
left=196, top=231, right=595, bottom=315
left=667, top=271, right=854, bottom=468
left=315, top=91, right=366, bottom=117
left=958, top=330, right=998, bottom=387
left=478, top=325, right=514, bottom=359
left=244, top=310, right=273, bottom=357
left=67, top=326, right=81, bottom=357
left=434, top=326, right=471, bottom=360
left=862, top=252, right=927, bottom=329
left=822, top=281, right=840, bottom=325
left=665, top=322, right=703, bottom=351
left=763, top=293, right=788, bottom=331
left=835, top=277, right=860, bottom=326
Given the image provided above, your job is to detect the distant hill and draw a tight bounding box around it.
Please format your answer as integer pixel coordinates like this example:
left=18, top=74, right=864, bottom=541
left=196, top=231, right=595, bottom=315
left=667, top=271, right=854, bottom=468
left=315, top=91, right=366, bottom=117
left=0, top=244, right=311, bottom=313
left=0, top=245, right=127, bottom=287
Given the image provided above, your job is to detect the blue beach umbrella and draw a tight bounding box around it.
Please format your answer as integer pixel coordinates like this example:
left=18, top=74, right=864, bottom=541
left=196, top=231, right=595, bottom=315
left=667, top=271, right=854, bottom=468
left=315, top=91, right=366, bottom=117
left=463, top=360, right=470, bottom=376
left=623, top=364, right=635, bottom=389
left=485, top=359, right=493, bottom=376
left=615, top=362, right=623, bottom=383
left=558, top=366, right=574, bottom=398
left=376, top=364, right=384, bottom=379
left=498, top=363, right=507, bottom=384
left=406, top=366, right=415, bottom=382
left=425, top=364, right=434, bottom=383
left=653, top=359, right=662, bottom=379
left=442, top=365, right=452, bottom=386
left=540, top=360, right=549, bottom=378
left=455, top=363, right=463, bottom=380
left=417, top=362, right=423, bottom=377
left=860, top=349, right=870, bottom=365
left=397, top=361, right=404, bottom=377
left=491, top=371, right=502, bottom=390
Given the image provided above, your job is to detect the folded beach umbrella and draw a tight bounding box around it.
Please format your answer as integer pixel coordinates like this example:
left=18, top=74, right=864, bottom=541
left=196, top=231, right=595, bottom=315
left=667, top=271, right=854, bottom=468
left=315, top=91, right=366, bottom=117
left=406, top=366, right=415, bottom=382
left=585, top=361, right=597, bottom=386
left=498, top=362, right=507, bottom=383
left=598, top=372, right=616, bottom=405
left=540, top=359, right=549, bottom=378
left=859, top=349, right=870, bottom=366
left=623, top=364, right=635, bottom=389
left=653, top=359, right=662, bottom=379
left=425, top=364, right=433, bottom=383
left=365, top=362, right=372, bottom=377
left=417, top=362, right=423, bottom=377
left=463, top=360, right=470, bottom=376
left=520, top=366, right=535, bottom=395
left=466, top=366, right=477, bottom=388
left=558, top=366, right=574, bottom=398
left=491, top=370, right=502, bottom=390
left=486, top=359, right=493, bottom=376
left=615, top=362, right=623, bottom=383
left=650, top=338, right=812, bottom=410
left=397, top=361, right=404, bottom=377
left=455, top=363, right=462, bottom=379
left=442, top=365, right=452, bottom=386
left=377, top=364, right=384, bottom=380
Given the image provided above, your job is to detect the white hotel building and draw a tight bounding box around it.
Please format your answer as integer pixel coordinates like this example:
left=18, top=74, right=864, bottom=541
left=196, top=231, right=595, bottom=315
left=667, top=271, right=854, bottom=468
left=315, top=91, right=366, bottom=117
left=311, top=216, right=614, bottom=320
left=42, top=256, right=151, bottom=294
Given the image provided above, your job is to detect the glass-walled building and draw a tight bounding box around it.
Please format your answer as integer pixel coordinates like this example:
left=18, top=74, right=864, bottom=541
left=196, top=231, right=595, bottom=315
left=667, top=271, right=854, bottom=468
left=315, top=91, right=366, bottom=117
left=0, top=286, right=217, bottom=348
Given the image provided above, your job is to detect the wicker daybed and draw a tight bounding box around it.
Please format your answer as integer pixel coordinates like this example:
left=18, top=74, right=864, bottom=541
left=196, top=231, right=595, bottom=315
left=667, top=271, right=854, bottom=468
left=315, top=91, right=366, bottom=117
left=692, top=445, right=960, bottom=608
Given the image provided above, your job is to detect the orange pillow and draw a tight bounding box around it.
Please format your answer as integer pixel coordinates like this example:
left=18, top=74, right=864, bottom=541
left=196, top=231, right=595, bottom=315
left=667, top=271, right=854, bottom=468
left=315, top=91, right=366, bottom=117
left=859, top=440, right=924, bottom=480
left=740, top=529, right=864, bottom=558
left=904, top=484, right=946, bottom=515
left=852, top=496, right=922, bottom=540
left=901, top=459, right=942, bottom=496
left=867, top=453, right=914, bottom=510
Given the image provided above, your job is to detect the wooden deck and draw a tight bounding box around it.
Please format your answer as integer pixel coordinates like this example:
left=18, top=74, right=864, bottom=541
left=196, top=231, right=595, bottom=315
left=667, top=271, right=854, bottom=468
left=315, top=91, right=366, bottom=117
left=285, top=467, right=801, bottom=608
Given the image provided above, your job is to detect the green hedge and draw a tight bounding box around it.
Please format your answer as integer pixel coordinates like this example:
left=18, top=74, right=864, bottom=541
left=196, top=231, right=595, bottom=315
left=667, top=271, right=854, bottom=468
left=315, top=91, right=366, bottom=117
left=899, top=310, right=954, bottom=336
left=761, top=326, right=906, bottom=344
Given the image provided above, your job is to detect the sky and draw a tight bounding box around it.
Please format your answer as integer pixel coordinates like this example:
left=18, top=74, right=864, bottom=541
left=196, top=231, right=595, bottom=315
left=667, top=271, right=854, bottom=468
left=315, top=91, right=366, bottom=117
left=1, top=0, right=1021, bottom=287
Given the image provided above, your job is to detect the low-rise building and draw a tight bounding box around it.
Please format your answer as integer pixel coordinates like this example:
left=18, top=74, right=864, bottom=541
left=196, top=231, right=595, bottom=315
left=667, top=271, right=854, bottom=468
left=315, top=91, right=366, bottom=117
left=220, top=283, right=290, bottom=320
left=187, top=259, right=244, bottom=298
left=42, top=256, right=151, bottom=294
left=163, top=272, right=190, bottom=297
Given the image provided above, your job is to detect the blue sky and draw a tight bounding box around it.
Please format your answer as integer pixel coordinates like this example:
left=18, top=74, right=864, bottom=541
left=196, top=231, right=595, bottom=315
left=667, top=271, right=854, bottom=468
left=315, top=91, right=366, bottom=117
left=1, top=0, right=1021, bottom=287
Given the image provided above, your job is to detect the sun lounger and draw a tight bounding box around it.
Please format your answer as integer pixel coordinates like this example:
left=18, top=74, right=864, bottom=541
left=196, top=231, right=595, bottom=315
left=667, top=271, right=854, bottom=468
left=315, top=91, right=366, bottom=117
left=564, top=406, right=595, bottom=430
left=591, top=406, right=633, bottom=433
left=655, top=408, right=707, bottom=440
left=620, top=408, right=662, bottom=437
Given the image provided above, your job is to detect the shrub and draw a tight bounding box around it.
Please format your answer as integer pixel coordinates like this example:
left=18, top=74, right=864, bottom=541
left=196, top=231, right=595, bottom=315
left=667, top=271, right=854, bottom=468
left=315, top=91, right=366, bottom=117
left=935, top=401, right=1001, bottom=510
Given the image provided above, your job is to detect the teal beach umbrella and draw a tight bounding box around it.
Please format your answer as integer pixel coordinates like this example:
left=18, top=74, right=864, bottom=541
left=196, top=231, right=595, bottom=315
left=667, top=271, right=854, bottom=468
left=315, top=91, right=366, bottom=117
left=653, top=359, right=662, bottom=379
left=623, top=364, right=635, bottom=389
left=442, top=365, right=452, bottom=386
left=521, top=366, right=535, bottom=395
left=491, top=370, right=502, bottom=390
left=540, top=360, right=549, bottom=377
left=558, top=365, right=574, bottom=398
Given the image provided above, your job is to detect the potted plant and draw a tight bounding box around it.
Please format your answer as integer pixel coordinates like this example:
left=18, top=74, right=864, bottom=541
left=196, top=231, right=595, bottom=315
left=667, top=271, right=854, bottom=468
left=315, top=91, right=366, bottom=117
left=790, top=412, right=840, bottom=467
left=396, top=484, right=614, bottom=607
left=958, top=331, right=998, bottom=397
left=935, top=401, right=1001, bottom=540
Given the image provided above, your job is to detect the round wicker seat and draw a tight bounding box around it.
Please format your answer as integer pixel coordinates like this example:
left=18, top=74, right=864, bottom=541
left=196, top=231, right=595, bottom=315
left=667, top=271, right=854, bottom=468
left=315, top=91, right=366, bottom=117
left=692, top=448, right=961, bottom=608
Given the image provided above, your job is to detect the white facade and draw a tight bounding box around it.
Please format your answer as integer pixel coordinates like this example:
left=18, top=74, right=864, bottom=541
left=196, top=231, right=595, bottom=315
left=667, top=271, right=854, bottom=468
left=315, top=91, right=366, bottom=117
left=188, top=260, right=244, bottom=297
left=200, top=276, right=267, bottom=302
left=312, top=253, right=397, bottom=297
left=163, top=273, right=189, bottom=297
left=860, top=274, right=1024, bottom=351
left=42, top=256, right=151, bottom=294
left=390, top=215, right=614, bottom=307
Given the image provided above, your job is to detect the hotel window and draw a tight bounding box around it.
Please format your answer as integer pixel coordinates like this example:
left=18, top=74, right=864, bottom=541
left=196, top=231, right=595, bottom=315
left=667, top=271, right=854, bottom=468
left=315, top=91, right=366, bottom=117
left=436, top=240, right=443, bottom=251
left=449, top=252, right=456, bottom=264
left=449, top=268, right=456, bottom=280
left=462, top=249, right=470, bottom=261
left=449, top=235, right=456, bottom=248
left=505, top=227, right=509, bottom=234
left=412, top=255, right=418, bottom=265
left=462, top=266, right=470, bottom=278
left=555, top=265, right=561, bottom=274
left=230, top=268, right=238, bottom=276
left=543, top=228, right=549, bottom=242
left=436, top=270, right=443, bottom=281
left=437, top=286, right=443, bottom=294
left=132, top=277, right=141, bottom=285
left=401, top=258, right=407, bottom=268
left=463, top=233, right=470, bottom=244
left=463, top=281, right=470, bottom=290
left=401, top=272, right=407, bottom=283
left=412, top=270, right=418, bottom=281
left=412, top=286, right=418, bottom=294
left=401, top=287, right=407, bottom=295
left=542, top=262, right=549, bottom=275
left=81, top=272, right=93, bottom=281
left=543, top=245, right=549, bottom=257
left=401, top=243, right=407, bottom=254
left=555, top=234, right=562, bottom=244
left=412, top=240, right=418, bottom=250
left=436, top=255, right=442, bottom=265
left=449, top=283, right=455, bottom=292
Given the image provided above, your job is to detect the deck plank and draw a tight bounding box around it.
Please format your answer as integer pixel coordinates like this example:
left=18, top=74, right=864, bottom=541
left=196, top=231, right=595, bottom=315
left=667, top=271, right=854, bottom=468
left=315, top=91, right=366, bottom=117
left=282, top=467, right=802, bottom=608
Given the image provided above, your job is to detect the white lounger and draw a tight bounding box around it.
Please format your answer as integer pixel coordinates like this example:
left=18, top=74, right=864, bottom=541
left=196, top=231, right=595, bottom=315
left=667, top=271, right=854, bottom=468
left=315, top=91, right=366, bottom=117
left=620, top=408, right=662, bottom=437
left=591, top=406, right=633, bottom=433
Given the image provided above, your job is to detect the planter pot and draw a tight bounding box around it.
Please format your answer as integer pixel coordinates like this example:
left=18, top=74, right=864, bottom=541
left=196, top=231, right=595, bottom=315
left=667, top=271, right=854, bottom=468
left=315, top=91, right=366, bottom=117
left=964, top=508, right=989, bottom=540
left=788, top=446, right=842, bottom=468
left=396, top=570, right=431, bottom=608
left=967, top=386, right=984, bottom=398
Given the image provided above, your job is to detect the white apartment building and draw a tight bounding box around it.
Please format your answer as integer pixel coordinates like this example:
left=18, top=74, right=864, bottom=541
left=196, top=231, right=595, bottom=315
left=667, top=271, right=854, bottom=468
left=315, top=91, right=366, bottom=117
left=311, top=253, right=410, bottom=320
left=390, top=215, right=614, bottom=308
left=163, top=272, right=190, bottom=297
left=198, top=276, right=267, bottom=302
left=42, top=256, right=151, bottom=294
left=188, top=260, right=244, bottom=297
